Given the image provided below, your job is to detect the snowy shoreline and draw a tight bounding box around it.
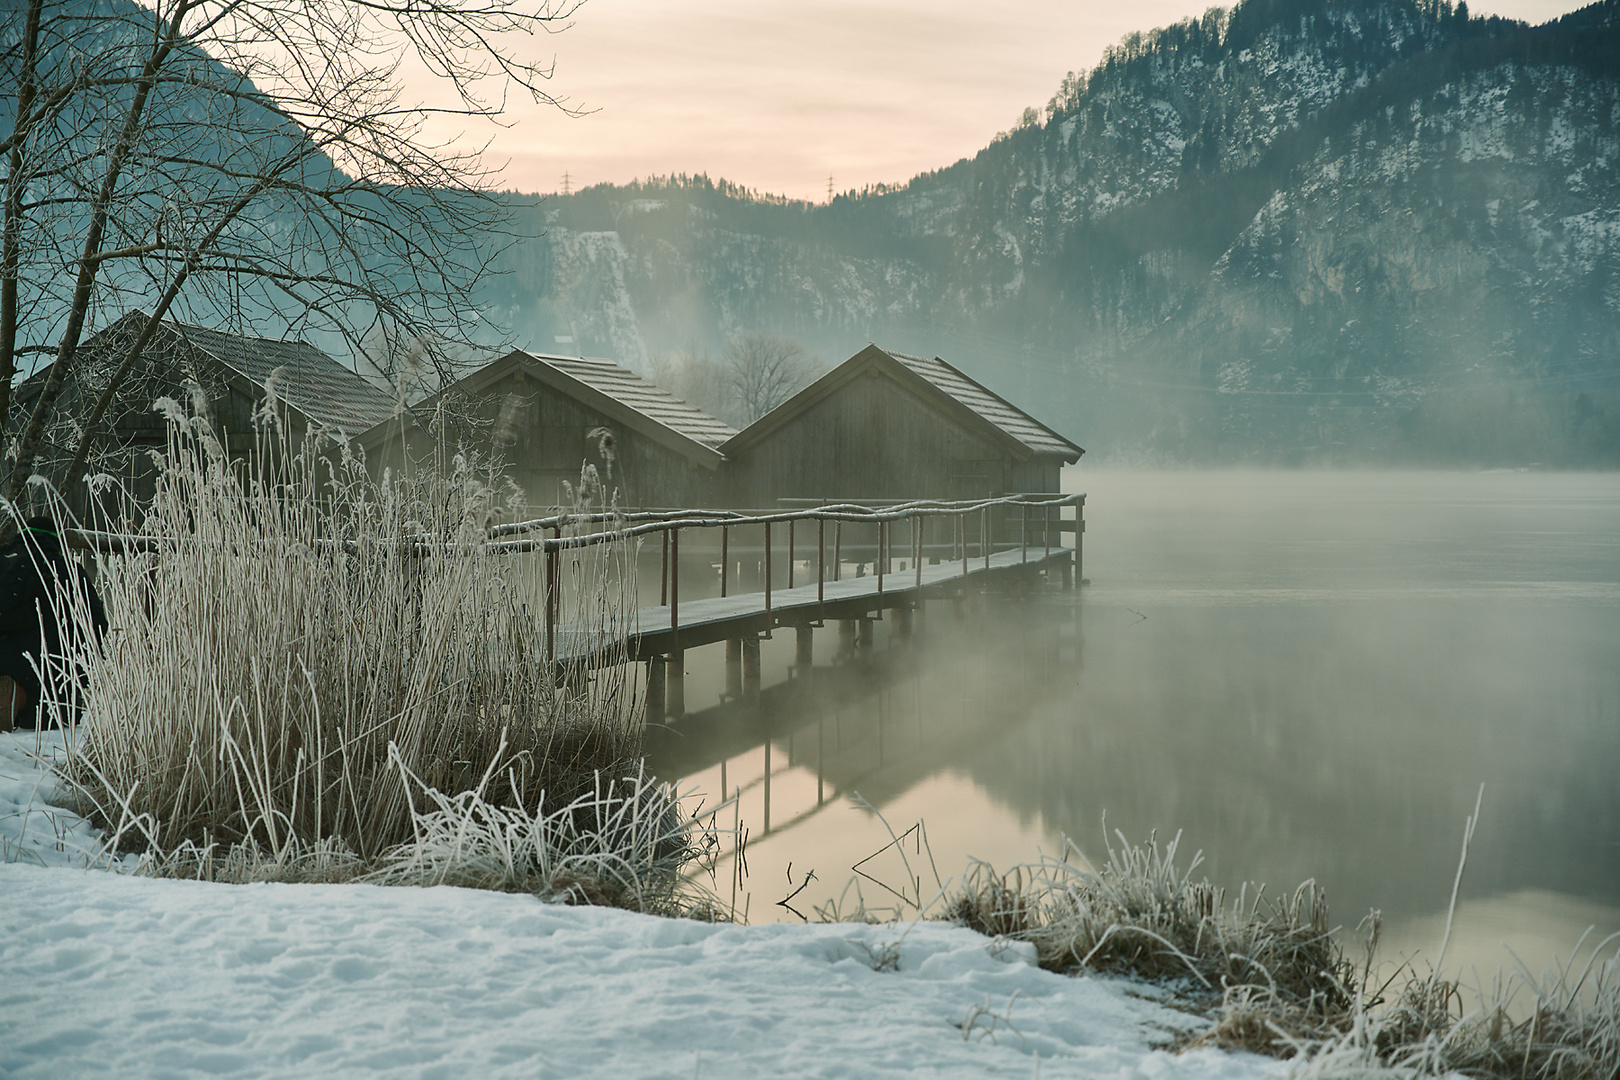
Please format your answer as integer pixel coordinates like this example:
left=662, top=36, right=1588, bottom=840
left=2, top=731, right=1283, bottom=1079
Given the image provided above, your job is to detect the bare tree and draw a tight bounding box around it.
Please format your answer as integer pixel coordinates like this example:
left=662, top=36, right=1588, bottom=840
left=0, top=0, right=580, bottom=541
left=721, top=331, right=815, bottom=425
left=647, top=345, right=730, bottom=421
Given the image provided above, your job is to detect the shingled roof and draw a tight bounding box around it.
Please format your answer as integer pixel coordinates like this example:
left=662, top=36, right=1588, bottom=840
left=884, top=350, right=1081, bottom=459
left=723, top=344, right=1083, bottom=462
left=397, top=349, right=738, bottom=469
left=9, top=313, right=399, bottom=439
left=159, top=321, right=398, bottom=435
left=538, top=353, right=737, bottom=452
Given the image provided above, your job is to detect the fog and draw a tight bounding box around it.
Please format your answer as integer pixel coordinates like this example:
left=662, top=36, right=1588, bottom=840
left=646, top=469, right=1620, bottom=979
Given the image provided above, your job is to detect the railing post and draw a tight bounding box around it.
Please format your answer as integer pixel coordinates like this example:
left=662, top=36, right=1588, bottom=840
left=545, top=525, right=561, bottom=665
left=788, top=518, right=795, bottom=589
left=834, top=521, right=842, bottom=582
left=660, top=529, right=670, bottom=606
left=818, top=517, right=825, bottom=617
left=983, top=506, right=990, bottom=573
left=1020, top=501, right=1028, bottom=564
left=1045, top=503, right=1052, bottom=558
left=913, top=516, right=922, bottom=599
left=720, top=525, right=729, bottom=598
left=669, top=526, right=680, bottom=644
left=764, top=520, right=772, bottom=616
left=959, top=514, right=967, bottom=579
left=876, top=519, right=885, bottom=609
left=1077, top=494, right=1085, bottom=584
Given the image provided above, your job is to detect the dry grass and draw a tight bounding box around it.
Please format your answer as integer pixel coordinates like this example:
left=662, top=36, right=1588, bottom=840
left=1355, top=933, right=1620, bottom=1080
left=20, top=387, right=713, bottom=914
left=946, top=830, right=1358, bottom=1056
left=362, top=760, right=713, bottom=913
left=942, top=829, right=1620, bottom=1080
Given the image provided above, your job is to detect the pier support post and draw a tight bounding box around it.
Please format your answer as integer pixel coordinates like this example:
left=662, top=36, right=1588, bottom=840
left=857, top=617, right=874, bottom=651
left=645, top=657, right=666, bottom=723
left=1061, top=553, right=1074, bottom=591
left=837, top=619, right=856, bottom=654
left=741, top=636, right=762, bottom=700
left=665, top=652, right=685, bottom=718
left=725, top=638, right=743, bottom=699
left=794, top=624, right=814, bottom=671
left=893, top=606, right=913, bottom=639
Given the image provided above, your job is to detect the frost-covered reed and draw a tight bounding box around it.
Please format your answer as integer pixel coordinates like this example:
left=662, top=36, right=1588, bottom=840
left=29, top=388, right=708, bottom=912
left=947, top=831, right=1356, bottom=1035
left=1351, top=932, right=1620, bottom=1080
left=943, top=832, right=1620, bottom=1080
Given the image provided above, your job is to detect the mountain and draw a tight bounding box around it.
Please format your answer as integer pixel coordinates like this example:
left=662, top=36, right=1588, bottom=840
left=482, top=0, right=1620, bottom=465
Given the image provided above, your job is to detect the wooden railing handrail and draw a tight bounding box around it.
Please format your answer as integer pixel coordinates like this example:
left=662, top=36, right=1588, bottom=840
left=58, top=492, right=1085, bottom=556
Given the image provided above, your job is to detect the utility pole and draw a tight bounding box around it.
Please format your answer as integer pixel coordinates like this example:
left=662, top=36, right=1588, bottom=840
left=826, top=175, right=834, bottom=204
left=561, top=171, right=572, bottom=196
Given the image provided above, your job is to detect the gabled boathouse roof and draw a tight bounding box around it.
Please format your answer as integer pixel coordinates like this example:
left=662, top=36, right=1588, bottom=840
left=409, top=349, right=738, bottom=469
left=722, top=343, right=1082, bottom=463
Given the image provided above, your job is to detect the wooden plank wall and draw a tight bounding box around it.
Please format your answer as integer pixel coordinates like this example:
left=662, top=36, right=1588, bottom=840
left=725, top=369, right=1013, bottom=505
left=391, top=371, right=726, bottom=511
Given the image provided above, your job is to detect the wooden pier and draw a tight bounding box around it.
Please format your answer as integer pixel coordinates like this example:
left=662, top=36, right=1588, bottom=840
left=532, top=493, right=1085, bottom=719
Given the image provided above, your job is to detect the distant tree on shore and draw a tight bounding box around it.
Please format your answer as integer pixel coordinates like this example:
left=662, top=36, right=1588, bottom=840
left=650, top=333, right=818, bottom=427
left=722, top=332, right=818, bottom=425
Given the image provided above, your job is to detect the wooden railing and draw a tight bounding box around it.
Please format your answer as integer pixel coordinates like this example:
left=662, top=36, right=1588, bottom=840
left=483, top=492, right=1085, bottom=661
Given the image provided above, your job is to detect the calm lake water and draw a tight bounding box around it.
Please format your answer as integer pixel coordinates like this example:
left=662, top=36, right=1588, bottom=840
left=645, top=470, right=1620, bottom=981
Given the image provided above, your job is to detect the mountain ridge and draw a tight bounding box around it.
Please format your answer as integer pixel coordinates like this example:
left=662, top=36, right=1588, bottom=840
left=489, top=0, right=1620, bottom=464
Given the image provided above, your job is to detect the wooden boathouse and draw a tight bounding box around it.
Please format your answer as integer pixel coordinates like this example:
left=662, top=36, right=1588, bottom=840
left=6, top=311, right=398, bottom=517
left=360, top=349, right=738, bottom=510
left=720, top=344, right=1083, bottom=506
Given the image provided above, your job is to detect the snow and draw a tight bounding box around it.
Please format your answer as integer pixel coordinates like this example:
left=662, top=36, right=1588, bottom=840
left=0, top=730, right=106, bottom=871
left=1, top=732, right=1283, bottom=1080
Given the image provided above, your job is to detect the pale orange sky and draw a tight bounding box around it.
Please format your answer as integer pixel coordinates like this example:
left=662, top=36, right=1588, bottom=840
left=426, top=0, right=1591, bottom=203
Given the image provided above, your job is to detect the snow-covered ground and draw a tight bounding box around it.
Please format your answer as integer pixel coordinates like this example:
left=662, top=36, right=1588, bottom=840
left=1, top=731, right=1283, bottom=1079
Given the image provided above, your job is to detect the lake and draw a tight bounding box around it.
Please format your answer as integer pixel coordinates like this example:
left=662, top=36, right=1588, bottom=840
left=645, top=470, right=1620, bottom=984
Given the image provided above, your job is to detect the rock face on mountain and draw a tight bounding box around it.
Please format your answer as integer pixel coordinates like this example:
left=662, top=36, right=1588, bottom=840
left=487, top=0, right=1620, bottom=464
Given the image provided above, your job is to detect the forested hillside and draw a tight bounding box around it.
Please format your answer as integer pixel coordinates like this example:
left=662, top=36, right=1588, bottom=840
left=483, top=0, right=1620, bottom=464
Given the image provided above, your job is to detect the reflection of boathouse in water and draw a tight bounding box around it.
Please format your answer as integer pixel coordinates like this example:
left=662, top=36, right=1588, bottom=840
left=360, top=342, right=1082, bottom=510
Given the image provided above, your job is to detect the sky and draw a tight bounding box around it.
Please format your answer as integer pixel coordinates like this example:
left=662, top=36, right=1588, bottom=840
left=422, top=0, right=1593, bottom=203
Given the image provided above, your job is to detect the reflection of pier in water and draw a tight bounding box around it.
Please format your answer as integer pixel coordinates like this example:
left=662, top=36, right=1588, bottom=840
left=644, top=594, right=1084, bottom=842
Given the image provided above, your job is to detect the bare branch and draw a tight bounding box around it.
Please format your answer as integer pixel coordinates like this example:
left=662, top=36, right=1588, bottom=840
left=0, top=0, right=576, bottom=539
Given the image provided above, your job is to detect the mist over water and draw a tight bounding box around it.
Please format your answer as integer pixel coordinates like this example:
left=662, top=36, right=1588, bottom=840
left=647, top=470, right=1620, bottom=978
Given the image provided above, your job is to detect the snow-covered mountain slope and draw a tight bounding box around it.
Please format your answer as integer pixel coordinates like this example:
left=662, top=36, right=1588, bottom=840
left=491, top=0, right=1620, bottom=464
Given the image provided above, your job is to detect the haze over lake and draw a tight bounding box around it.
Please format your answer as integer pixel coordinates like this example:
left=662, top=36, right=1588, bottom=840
left=649, top=469, right=1620, bottom=979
